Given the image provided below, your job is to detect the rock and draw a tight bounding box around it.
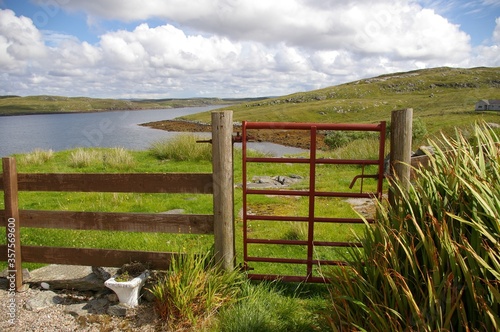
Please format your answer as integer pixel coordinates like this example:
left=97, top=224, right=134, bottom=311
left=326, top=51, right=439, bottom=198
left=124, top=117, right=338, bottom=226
left=246, top=175, right=303, bottom=189
left=107, top=303, right=131, bottom=317
left=27, top=265, right=115, bottom=291
left=275, top=175, right=286, bottom=185
left=92, top=267, right=112, bottom=281
left=413, top=146, right=434, bottom=157
left=107, top=293, right=119, bottom=302
left=0, top=268, right=31, bottom=279
left=64, top=298, right=109, bottom=317
left=25, top=290, right=61, bottom=312
left=141, top=287, right=156, bottom=302
left=64, top=303, right=89, bottom=317
left=87, top=298, right=109, bottom=314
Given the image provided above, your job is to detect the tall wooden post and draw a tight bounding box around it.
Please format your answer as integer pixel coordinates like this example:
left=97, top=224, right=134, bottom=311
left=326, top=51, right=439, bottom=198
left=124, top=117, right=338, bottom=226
left=389, top=108, right=413, bottom=205
left=211, top=111, right=235, bottom=270
left=3, top=157, right=23, bottom=291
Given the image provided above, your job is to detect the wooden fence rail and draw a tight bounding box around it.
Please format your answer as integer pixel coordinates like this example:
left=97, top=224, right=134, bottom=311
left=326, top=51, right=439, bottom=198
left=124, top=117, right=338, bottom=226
left=0, top=110, right=235, bottom=291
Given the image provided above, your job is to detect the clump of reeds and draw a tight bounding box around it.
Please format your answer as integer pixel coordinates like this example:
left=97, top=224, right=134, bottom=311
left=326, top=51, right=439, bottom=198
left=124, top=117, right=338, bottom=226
left=68, top=147, right=135, bottom=169
left=68, top=148, right=102, bottom=168
left=102, top=147, right=135, bottom=169
left=19, top=148, right=54, bottom=165
left=324, top=122, right=500, bottom=331
left=148, top=134, right=212, bottom=162
left=148, top=251, right=243, bottom=330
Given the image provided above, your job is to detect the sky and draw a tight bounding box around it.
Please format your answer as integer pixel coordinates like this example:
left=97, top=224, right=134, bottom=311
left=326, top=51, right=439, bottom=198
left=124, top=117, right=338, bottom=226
left=0, top=0, right=499, bottom=99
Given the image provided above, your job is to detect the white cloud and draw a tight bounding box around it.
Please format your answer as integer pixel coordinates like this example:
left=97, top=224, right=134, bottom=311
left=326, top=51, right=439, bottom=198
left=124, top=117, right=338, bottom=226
left=0, top=2, right=498, bottom=98
left=0, top=9, right=47, bottom=70
left=467, top=17, right=500, bottom=67
left=494, top=17, right=500, bottom=43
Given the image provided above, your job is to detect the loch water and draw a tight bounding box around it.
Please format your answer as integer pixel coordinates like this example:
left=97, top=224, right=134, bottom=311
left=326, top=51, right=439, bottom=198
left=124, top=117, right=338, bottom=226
left=0, top=106, right=305, bottom=157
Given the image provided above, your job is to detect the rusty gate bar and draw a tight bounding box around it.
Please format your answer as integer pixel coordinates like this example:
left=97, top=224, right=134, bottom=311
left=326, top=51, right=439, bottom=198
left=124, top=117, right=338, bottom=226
left=242, top=121, right=386, bottom=283
left=307, top=126, right=317, bottom=278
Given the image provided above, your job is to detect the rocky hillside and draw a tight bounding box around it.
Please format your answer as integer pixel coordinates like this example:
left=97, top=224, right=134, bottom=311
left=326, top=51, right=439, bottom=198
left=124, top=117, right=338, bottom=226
left=182, top=66, right=500, bottom=136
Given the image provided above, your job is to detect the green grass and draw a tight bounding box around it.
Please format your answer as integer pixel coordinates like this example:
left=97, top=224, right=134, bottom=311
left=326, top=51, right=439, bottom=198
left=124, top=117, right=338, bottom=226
left=149, top=134, right=212, bottom=161
left=214, top=280, right=325, bottom=332
left=149, top=250, right=244, bottom=330
left=18, top=148, right=55, bottom=166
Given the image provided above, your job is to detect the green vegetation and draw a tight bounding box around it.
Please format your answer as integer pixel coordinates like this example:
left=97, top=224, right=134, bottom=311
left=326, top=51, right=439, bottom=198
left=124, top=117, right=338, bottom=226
left=68, top=147, right=135, bottom=169
left=18, top=148, right=54, bottom=166
left=0, top=95, right=245, bottom=116
left=149, top=251, right=244, bottom=330
left=324, top=122, right=500, bottom=331
left=149, top=134, right=212, bottom=161
left=215, top=281, right=322, bottom=332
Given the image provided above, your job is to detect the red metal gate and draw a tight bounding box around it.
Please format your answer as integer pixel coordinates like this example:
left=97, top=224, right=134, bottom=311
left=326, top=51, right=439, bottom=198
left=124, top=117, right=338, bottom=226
left=241, top=121, right=386, bottom=283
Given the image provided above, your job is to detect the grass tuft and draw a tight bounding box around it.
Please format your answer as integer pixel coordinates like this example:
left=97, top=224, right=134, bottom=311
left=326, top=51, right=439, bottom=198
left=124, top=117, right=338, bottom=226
left=216, top=281, right=319, bottom=332
left=148, top=251, right=244, bottom=330
left=68, top=147, right=135, bottom=169
left=19, top=149, right=54, bottom=165
left=149, top=134, right=212, bottom=162
left=68, top=148, right=102, bottom=168
left=103, top=147, right=135, bottom=169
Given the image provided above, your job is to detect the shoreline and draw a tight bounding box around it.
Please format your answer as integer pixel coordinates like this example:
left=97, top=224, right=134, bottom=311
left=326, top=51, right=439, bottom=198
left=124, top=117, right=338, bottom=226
left=141, top=119, right=328, bottom=150
left=0, top=106, right=179, bottom=117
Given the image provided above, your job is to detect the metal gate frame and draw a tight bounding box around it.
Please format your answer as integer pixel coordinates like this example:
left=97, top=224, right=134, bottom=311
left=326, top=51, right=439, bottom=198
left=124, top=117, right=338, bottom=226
left=241, top=121, right=386, bottom=283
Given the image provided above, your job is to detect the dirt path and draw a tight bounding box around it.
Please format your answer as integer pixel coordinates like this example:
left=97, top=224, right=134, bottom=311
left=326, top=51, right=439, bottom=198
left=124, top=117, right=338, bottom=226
left=141, top=120, right=329, bottom=150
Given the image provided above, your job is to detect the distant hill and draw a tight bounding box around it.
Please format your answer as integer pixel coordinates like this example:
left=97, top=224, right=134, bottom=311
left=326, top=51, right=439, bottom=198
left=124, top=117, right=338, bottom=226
left=181, top=66, right=500, bottom=138
left=0, top=96, right=254, bottom=116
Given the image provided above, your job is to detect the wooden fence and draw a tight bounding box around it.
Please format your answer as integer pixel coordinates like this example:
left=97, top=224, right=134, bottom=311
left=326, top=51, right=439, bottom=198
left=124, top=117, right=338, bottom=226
left=1, top=111, right=235, bottom=291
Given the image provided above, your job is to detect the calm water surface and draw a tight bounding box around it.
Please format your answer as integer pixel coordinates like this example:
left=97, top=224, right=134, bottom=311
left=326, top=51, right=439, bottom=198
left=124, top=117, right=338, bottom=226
left=0, top=107, right=304, bottom=157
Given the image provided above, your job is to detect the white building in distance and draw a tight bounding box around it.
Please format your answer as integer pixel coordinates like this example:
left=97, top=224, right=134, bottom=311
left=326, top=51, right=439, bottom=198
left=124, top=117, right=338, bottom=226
left=475, top=99, right=500, bottom=111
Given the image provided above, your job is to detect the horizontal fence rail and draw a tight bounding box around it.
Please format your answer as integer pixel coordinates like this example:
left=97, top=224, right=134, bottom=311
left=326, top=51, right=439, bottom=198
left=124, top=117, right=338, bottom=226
left=0, top=172, right=214, bottom=193
left=0, top=210, right=214, bottom=234
left=0, top=246, right=176, bottom=270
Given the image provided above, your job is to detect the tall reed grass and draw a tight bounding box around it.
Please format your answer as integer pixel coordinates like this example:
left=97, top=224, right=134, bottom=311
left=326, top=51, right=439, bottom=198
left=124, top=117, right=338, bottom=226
left=149, top=134, right=212, bottom=162
left=324, top=122, right=500, bottom=331
left=68, top=147, right=135, bottom=169
left=148, top=251, right=244, bottom=330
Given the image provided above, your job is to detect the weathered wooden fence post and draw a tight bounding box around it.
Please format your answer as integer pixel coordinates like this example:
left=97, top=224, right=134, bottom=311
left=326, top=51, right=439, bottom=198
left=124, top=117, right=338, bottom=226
left=211, top=111, right=235, bottom=270
left=2, top=157, right=23, bottom=291
left=388, top=108, right=413, bottom=205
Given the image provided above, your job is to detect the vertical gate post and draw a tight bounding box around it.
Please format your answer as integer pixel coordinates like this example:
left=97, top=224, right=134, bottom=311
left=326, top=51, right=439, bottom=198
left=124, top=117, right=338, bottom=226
left=211, top=111, right=235, bottom=270
left=2, top=157, right=23, bottom=291
left=389, top=108, right=413, bottom=205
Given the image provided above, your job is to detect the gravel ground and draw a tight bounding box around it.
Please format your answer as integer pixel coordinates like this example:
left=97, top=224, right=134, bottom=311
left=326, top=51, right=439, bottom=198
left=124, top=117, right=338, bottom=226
left=0, top=287, right=161, bottom=332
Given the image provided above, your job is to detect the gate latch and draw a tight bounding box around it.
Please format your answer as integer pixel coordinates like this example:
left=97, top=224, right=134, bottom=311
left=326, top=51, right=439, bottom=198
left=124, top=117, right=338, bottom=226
left=349, top=165, right=379, bottom=192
